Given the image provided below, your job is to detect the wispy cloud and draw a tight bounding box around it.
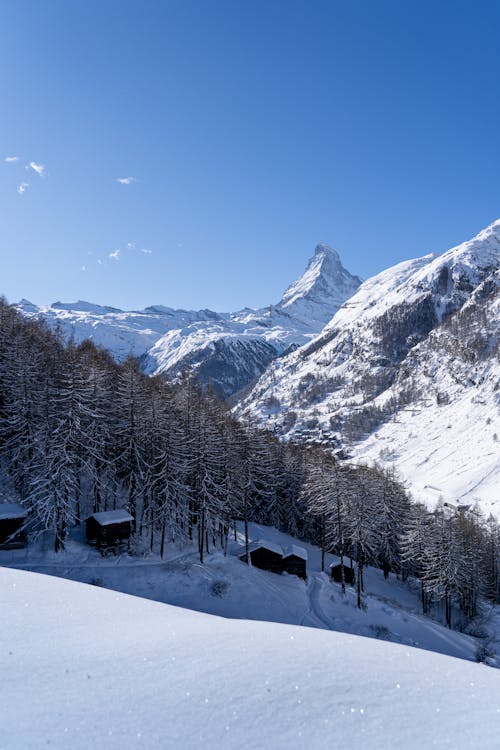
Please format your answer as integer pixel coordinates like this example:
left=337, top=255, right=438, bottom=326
left=97, top=259, right=103, bottom=265
left=140, top=247, right=153, bottom=254
left=5, top=156, right=20, bottom=163
left=116, top=176, right=136, bottom=185
left=109, top=249, right=121, bottom=261
left=29, top=161, right=45, bottom=177
left=81, top=265, right=86, bottom=272
left=126, top=242, right=135, bottom=249
left=17, top=182, right=29, bottom=195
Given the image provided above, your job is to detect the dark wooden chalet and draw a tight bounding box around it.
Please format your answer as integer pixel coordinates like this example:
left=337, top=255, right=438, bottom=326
left=86, top=509, right=133, bottom=553
left=239, top=540, right=284, bottom=574
left=330, top=562, right=355, bottom=586
left=282, top=545, right=308, bottom=579
left=0, top=503, right=28, bottom=549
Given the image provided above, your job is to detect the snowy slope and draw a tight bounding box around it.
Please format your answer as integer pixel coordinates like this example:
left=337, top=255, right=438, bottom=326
left=2, top=566, right=500, bottom=750
left=1, top=521, right=496, bottom=666
left=236, top=220, right=500, bottom=515
left=17, top=245, right=361, bottom=397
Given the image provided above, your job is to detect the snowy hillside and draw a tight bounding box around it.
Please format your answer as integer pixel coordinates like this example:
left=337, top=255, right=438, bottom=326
left=17, top=244, right=361, bottom=397
left=236, top=220, right=500, bottom=516
left=2, top=520, right=498, bottom=665
left=3, top=566, right=500, bottom=750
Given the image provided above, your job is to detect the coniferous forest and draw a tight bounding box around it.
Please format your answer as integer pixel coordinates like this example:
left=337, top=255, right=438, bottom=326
left=0, top=298, right=498, bottom=627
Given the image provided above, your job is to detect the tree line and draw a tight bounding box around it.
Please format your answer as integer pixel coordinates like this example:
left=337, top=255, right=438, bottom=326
left=0, top=298, right=498, bottom=628
left=302, top=450, right=499, bottom=626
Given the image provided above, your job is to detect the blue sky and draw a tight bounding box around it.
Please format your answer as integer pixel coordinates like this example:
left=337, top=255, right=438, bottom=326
left=1, top=0, right=500, bottom=310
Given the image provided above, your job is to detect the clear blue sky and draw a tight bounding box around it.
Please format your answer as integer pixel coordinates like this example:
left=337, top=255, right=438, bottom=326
left=1, top=0, right=500, bottom=311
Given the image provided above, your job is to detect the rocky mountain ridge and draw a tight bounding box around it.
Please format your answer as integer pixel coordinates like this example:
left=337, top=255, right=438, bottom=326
left=17, top=244, right=361, bottom=397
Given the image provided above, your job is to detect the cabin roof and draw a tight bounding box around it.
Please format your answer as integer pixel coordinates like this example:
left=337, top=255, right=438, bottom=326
left=0, top=503, right=28, bottom=520
left=88, top=510, right=133, bottom=527
left=241, top=540, right=284, bottom=558
left=282, top=544, right=308, bottom=561
left=329, top=561, right=350, bottom=569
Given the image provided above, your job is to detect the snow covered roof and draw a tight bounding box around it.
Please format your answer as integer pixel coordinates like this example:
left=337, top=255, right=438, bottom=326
left=88, top=510, right=133, bottom=527
left=0, top=503, right=28, bottom=520
left=282, top=544, right=308, bottom=561
left=240, top=540, right=284, bottom=557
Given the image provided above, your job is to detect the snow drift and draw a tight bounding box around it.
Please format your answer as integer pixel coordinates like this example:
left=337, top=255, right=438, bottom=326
left=3, top=566, right=500, bottom=749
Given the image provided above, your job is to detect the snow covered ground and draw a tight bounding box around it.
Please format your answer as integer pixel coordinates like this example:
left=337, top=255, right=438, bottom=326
left=1, top=523, right=498, bottom=667
left=351, top=383, right=500, bottom=515
left=2, top=565, right=500, bottom=749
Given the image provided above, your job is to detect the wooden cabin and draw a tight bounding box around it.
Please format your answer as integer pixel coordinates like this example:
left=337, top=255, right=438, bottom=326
left=85, top=510, right=133, bottom=553
left=0, top=503, right=28, bottom=549
left=239, top=540, right=284, bottom=574
left=330, top=562, right=355, bottom=586
left=282, top=545, right=308, bottom=579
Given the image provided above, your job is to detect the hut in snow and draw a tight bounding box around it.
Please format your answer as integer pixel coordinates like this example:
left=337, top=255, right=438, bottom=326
left=239, top=540, right=284, bottom=574
left=282, top=545, right=308, bottom=579
left=0, top=503, right=28, bottom=549
left=239, top=540, right=308, bottom=578
left=86, top=510, right=133, bottom=553
left=330, top=562, right=355, bottom=586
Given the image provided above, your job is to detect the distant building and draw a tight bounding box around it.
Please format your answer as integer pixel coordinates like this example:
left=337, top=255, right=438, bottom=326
left=282, top=545, right=308, bottom=579
left=443, top=502, right=472, bottom=514
left=239, top=540, right=284, bottom=574
left=239, top=540, right=308, bottom=578
left=330, top=562, right=355, bottom=586
left=0, top=503, right=28, bottom=549
left=85, top=510, right=133, bottom=553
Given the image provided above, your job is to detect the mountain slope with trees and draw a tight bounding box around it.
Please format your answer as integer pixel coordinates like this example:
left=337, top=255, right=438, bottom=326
left=236, top=220, right=500, bottom=516
left=0, top=299, right=498, bottom=634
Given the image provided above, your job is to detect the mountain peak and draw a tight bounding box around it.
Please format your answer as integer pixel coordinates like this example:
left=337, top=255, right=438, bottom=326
left=278, top=244, right=361, bottom=314
left=314, top=242, right=340, bottom=260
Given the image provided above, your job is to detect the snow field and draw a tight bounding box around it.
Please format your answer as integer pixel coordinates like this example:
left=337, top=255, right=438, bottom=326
left=1, top=522, right=494, bottom=665
left=2, top=566, right=500, bottom=750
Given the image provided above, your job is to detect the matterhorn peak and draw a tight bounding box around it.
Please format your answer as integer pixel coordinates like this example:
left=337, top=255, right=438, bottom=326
left=314, top=242, right=340, bottom=261
left=278, top=243, right=361, bottom=314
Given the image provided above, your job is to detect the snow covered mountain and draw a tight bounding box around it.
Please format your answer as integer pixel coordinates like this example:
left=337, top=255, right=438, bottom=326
left=142, top=244, right=362, bottom=395
left=16, top=298, right=229, bottom=361
left=236, top=220, right=500, bottom=516
left=17, top=244, right=361, bottom=397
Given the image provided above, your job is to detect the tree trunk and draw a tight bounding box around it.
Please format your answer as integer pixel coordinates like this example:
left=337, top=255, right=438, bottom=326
left=199, top=505, right=205, bottom=563
left=244, top=516, right=249, bottom=562
left=357, top=561, right=362, bottom=609
left=160, top=517, right=166, bottom=559
left=320, top=516, right=326, bottom=572
left=339, top=548, right=346, bottom=595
